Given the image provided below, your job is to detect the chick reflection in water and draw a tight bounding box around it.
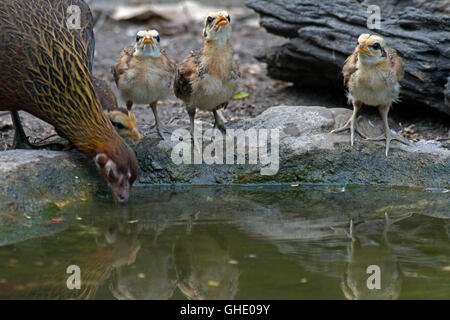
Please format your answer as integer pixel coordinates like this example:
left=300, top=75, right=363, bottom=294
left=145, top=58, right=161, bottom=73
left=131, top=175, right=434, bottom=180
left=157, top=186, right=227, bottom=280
left=107, top=225, right=239, bottom=300
left=174, top=233, right=239, bottom=300
left=108, top=231, right=178, bottom=300
left=341, top=214, right=405, bottom=300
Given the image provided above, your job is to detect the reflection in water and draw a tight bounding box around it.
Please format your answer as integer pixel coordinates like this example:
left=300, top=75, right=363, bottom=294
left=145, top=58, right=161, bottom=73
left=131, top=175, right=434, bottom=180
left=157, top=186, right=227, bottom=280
left=109, top=235, right=176, bottom=300
left=0, top=186, right=448, bottom=299
left=174, top=233, right=239, bottom=300
left=107, top=219, right=239, bottom=300
left=341, top=215, right=404, bottom=300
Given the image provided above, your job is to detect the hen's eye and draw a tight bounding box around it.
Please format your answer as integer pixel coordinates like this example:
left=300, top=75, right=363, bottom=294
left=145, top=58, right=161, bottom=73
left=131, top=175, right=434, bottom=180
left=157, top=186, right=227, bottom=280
left=372, top=43, right=381, bottom=50
left=136, top=35, right=142, bottom=42
left=207, top=16, right=214, bottom=24
left=108, top=170, right=117, bottom=182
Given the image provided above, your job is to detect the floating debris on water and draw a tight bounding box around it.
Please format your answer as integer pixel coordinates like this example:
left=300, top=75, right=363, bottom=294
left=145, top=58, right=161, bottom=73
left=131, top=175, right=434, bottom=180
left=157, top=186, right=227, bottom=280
left=208, top=280, right=220, bottom=287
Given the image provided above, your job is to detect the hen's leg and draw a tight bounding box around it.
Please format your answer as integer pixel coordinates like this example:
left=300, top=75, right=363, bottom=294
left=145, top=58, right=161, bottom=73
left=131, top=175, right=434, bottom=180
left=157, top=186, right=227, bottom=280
left=11, top=111, right=64, bottom=150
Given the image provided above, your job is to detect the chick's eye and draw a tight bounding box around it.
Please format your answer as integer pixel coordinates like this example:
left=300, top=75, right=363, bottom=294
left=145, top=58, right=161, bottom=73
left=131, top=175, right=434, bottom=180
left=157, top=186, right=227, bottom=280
left=136, top=35, right=142, bottom=42
left=227, top=15, right=231, bottom=22
left=112, top=121, right=125, bottom=130
left=155, top=35, right=160, bottom=42
left=372, top=43, right=381, bottom=50
left=207, top=16, right=214, bottom=24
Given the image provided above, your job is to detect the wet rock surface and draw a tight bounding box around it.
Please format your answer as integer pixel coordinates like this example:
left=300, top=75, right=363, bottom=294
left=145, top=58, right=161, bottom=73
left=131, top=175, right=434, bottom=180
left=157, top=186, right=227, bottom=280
left=0, top=150, right=101, bottom=238
left=135, top=106, right=450, bottom=187
left=1, top=106, right=448, bottom=221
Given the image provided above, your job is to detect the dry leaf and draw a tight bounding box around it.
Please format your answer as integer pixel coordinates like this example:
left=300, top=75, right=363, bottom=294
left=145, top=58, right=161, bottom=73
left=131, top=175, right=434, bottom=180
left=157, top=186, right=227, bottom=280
left=43, top=217, right=65, bottom=225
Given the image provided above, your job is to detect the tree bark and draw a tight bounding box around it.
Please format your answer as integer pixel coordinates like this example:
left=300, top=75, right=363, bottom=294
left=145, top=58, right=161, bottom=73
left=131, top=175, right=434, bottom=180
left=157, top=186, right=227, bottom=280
left=246, top=0, right=450, bottom=115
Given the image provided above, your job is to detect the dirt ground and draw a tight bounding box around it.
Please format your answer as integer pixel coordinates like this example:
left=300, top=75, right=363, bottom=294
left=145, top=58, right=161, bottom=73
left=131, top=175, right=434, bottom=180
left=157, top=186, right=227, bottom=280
left=0, top=0, right=449, bottom=149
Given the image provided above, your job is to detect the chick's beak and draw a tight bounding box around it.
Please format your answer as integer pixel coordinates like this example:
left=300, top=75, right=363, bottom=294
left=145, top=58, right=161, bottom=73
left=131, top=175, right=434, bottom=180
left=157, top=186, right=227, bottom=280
left=356, top=44, right=369, bottom=54
left=128, top=129, right=142, bottom=141
left=215, top=16, right=228, bottom=27
left=142, top=37, right=154, bottom=45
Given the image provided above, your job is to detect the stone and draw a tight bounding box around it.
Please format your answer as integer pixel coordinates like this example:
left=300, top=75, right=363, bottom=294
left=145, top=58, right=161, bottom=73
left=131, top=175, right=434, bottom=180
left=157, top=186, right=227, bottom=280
left=0, top=106, right=448, bottom=221
left=0, top=150, right=101, bottom=243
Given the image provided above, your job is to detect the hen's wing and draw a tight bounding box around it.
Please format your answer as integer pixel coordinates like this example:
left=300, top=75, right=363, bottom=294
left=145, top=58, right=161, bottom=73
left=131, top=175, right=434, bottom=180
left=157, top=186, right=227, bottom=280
left=93, top=77, right=119, bottom=112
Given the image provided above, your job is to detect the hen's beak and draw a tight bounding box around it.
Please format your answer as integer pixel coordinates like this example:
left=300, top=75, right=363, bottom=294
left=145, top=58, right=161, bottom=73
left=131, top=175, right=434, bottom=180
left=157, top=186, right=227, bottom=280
left=215, top=16, right=228, bottom=27
left=112, top=188, right=129, bottom=204
left=356, top=44, right=369, bottom=54
left=142, top=37, right=154, bottom=45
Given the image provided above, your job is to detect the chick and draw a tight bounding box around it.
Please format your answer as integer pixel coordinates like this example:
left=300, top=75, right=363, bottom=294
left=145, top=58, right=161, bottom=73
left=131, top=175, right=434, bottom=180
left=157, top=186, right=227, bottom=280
left=112, top=30, right=175, bottom=139
left=332, top=34, right=410, bottom=156
left=174, top=11, right=240, bottom=135
left=93, top=77, right=141, bottom=141
left=104, top=109, right=141, bottom=141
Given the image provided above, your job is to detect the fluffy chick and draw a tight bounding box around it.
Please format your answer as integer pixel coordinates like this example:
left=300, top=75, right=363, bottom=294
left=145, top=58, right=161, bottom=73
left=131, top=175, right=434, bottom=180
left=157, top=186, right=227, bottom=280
left=112, top=30, right=174, bottom=139
left=93, top=77, right=141, bottom=141
left=332, top=33, right=410, bottom=156
left=174, top=11, right=240, bottom=135
left=105, top=109, right=141, bottom=141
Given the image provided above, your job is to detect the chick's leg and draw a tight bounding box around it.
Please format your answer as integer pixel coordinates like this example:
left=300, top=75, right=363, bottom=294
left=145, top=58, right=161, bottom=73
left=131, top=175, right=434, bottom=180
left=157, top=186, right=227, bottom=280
left=331, top=101, right=364, bottom=146
left=149, top=103, right=168, bottom=140
left=126, top=101, right=133, bottom=111
left=213, top=109, right=226, bottom=134
left=187, top=107, right=196, bottom=137
left=366, top=104, right=411, bottom=156
left=187, top=107, right=202, bottom=154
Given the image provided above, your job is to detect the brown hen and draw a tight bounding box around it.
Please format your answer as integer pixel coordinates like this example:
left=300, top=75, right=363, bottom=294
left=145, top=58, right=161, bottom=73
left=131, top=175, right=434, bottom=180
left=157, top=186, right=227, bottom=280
left=0, top=0, right=138, bottom=203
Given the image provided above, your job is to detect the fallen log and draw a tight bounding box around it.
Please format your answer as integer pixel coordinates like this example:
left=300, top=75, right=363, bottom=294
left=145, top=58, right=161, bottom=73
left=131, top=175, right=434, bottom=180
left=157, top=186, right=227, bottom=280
left=246, top=0, right=450, bottom=115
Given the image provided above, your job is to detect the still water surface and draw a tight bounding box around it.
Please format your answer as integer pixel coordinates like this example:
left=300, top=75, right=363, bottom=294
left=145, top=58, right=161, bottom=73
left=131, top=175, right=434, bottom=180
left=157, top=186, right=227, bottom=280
left=0, top=185, right=448, bottom=299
